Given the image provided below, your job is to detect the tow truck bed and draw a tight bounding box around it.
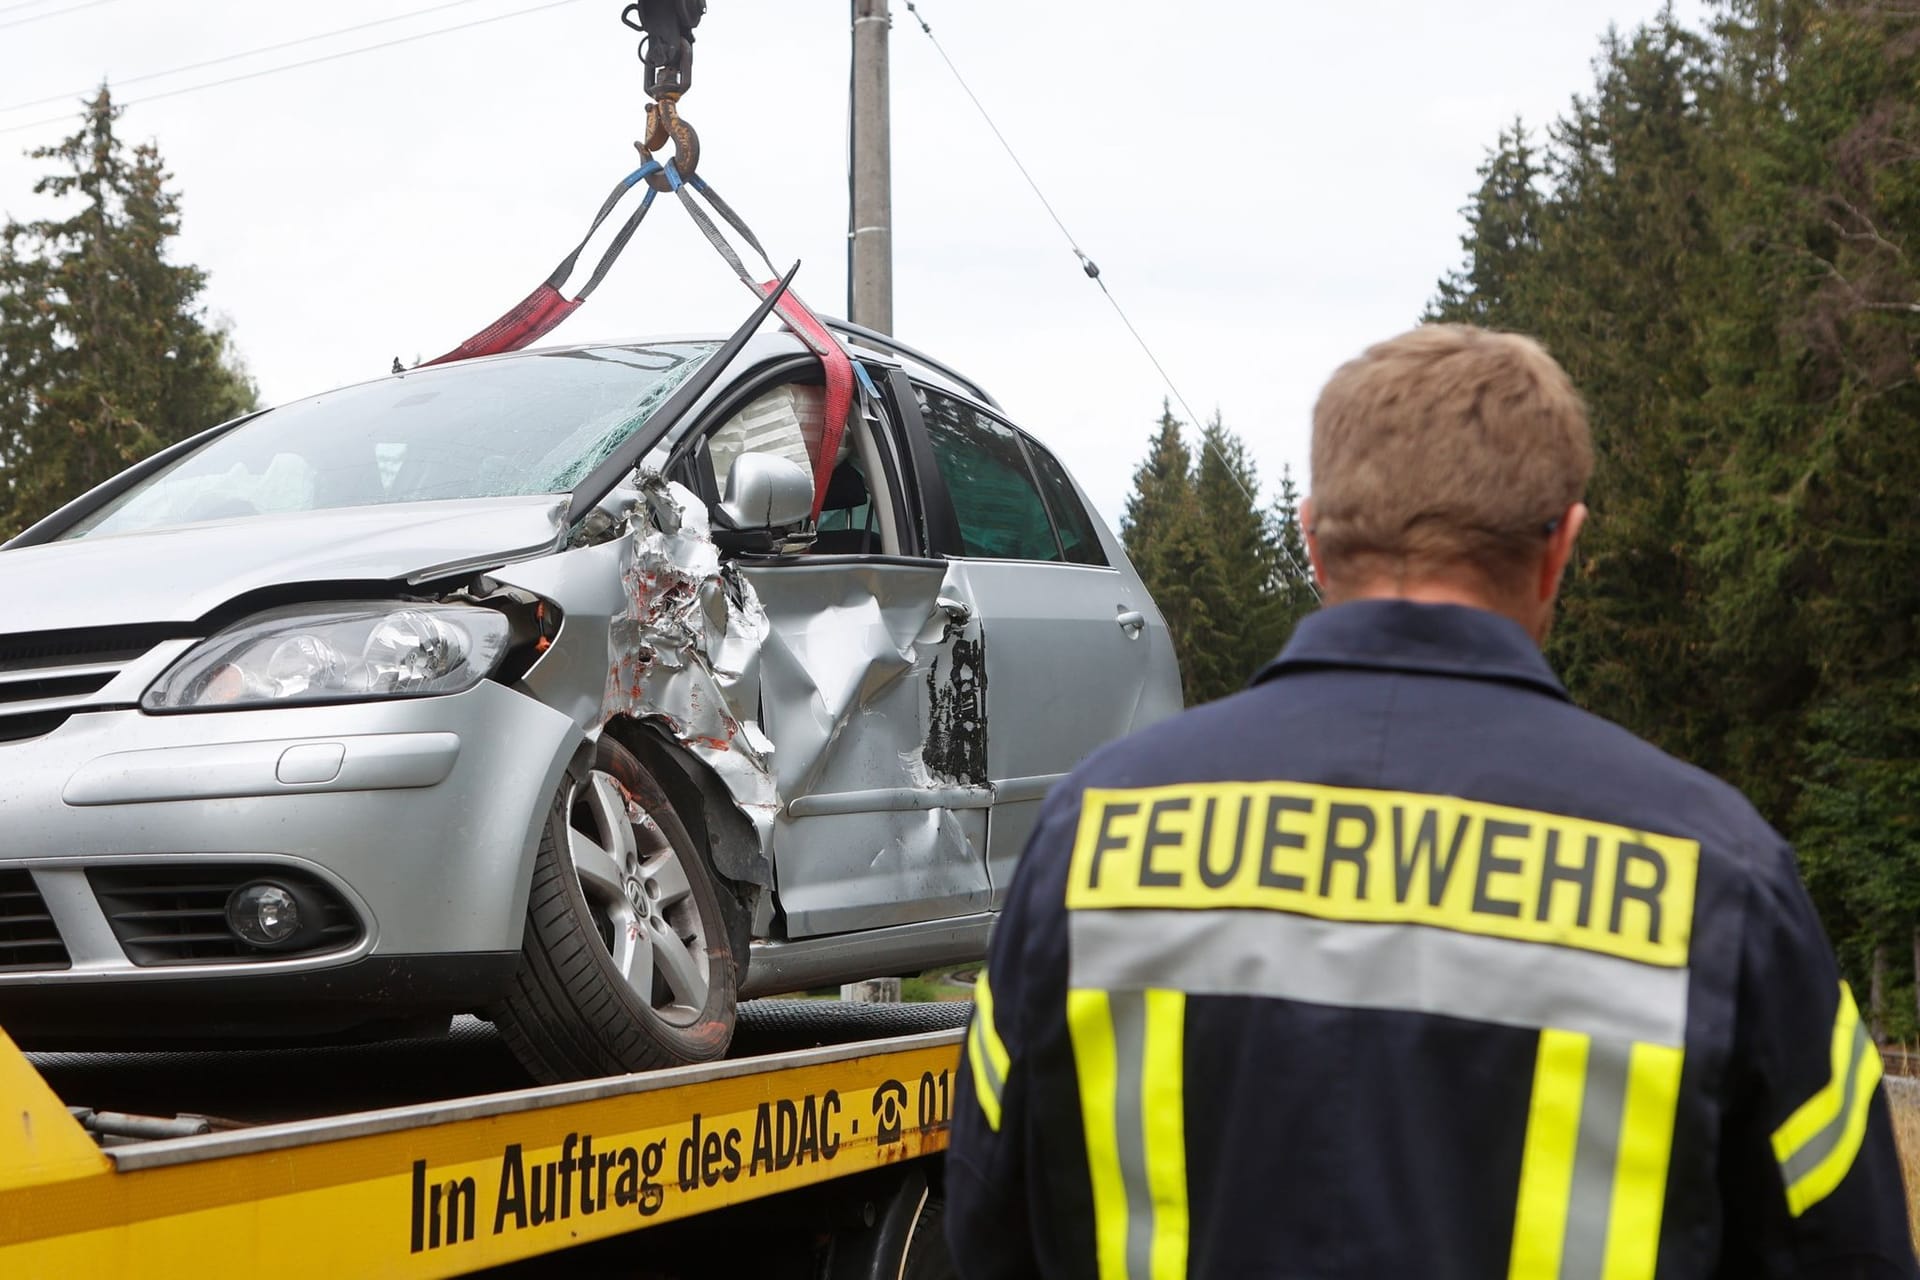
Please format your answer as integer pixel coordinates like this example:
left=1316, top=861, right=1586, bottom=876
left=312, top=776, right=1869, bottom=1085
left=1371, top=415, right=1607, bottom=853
left=0, top=1001, right=970, bottom=1277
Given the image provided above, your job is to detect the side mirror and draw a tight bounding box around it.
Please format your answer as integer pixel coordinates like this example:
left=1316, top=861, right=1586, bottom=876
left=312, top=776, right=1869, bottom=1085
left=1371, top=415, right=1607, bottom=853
left=717, top=452, right=814, bottom=532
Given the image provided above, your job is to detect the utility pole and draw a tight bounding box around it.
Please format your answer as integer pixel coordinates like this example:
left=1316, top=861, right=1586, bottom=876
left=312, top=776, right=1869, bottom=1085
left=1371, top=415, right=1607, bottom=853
left=849, top=0, right=893, bottom=334
left=846, top=0, right=901, bottom=1003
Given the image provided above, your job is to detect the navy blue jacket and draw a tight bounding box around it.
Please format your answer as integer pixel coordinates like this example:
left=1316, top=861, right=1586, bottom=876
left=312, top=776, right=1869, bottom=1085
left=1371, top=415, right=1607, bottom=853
left=947, top=601, right=1916, bottom=1279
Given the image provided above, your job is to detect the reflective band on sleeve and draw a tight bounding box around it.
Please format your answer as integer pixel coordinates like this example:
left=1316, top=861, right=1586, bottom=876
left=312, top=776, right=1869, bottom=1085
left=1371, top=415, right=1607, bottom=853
left=1069, top=987, right=1189, bottom=1280
left=1772, top=982, right=1884, bottom=1217
left=967, top=970, right=1012, bottom=1131
left=1509, top=1031, right=1683, bottom=1280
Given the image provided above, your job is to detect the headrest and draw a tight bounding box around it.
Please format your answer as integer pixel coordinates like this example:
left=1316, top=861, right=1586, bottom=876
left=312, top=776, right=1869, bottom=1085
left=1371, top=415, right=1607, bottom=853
left=822, top=458, right=869, bottom=511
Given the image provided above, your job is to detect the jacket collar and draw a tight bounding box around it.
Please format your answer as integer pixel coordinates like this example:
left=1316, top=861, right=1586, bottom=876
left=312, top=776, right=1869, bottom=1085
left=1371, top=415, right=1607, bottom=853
left=1250, top=600, right=1570, bottom=701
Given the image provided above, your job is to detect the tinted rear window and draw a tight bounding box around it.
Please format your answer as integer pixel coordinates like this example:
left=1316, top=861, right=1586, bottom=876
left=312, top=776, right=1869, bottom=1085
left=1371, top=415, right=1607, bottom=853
left=915, top=387, right=1061, bottom=562
left=1024, top=438, right=1109, bottom=566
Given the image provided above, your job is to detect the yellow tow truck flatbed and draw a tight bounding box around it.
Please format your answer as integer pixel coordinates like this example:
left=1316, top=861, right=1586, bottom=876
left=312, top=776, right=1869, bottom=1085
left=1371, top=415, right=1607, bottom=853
left=0, top=1001, right=970, bottom=1277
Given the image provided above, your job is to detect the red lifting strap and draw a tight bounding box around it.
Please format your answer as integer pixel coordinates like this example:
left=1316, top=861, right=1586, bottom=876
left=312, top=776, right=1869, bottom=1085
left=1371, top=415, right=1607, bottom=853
left=757, top=280, right=850, bottom=521
left=422, top=284, right=582, bottom=367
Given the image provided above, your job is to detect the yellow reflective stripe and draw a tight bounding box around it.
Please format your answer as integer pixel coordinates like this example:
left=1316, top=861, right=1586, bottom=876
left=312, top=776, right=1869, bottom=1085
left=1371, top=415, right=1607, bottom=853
left=1600, top=1043, right=1684, bottom=1280
left=1140, top=988, right=1189, bottom=1280
left=1069, top=988, right=1189, bottom=1280
left=967, top=1020, right=1003, bottom=1131
left=1068, top=988, right=1129, bottom=1280
left=1510, top=1032, right=1683, bottom=1280
left=1773, top=983, right=1863, bottom=1157
left=1509, top=1029, right=1589, bottom=1280
left=1789, top=1048, right=1883, bottom=1216
left=967, top=970, right=1012, bottom=1130
left=1772, top=983, right=1883, bottom=1217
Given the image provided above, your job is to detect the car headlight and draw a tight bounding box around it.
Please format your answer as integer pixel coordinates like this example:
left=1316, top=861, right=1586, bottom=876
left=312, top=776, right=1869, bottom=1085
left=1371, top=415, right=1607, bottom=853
left=143, top=602, right=513, bottom=711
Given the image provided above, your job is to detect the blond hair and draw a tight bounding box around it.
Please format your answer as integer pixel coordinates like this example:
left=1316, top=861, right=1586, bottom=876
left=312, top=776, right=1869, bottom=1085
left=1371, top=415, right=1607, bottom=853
left=1309, top=324, right=1592, bottom=592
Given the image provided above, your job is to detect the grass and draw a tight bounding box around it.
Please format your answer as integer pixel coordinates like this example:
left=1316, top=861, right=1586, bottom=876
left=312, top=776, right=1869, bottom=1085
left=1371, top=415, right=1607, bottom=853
left=785, top=966, right=979, bottom=1004
left=899, top=966, right=977, bottom=1004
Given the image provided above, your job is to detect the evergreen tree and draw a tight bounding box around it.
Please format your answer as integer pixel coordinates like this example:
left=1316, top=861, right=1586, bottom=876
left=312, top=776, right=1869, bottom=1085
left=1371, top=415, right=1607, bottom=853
left=1270, top=464, right=1317, bottom=632
left=1720, top=0, right=1920, bottom=1031
left=1120, top=401, right=1194, bottom=568
left=1191, top=414, right=1289, bottom=701
left=1122, top=404, right=1212, bottom=701
left=0, top=87, right=256, bottom=535
left=1430, top=121, right=1548, bottom=332
left=1121, top=406, right=1316, bottom=705
left=1431, top=0, right=1920, bottom=1021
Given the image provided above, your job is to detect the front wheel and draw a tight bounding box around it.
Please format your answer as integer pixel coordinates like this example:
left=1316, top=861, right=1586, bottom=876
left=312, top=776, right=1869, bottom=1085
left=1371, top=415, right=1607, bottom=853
left=491, top=737, right=738, bottom=1082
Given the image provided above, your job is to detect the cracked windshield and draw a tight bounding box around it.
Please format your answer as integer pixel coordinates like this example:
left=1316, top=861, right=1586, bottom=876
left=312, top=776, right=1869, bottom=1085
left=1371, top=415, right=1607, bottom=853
left=65, top=341, right=718, bottom=539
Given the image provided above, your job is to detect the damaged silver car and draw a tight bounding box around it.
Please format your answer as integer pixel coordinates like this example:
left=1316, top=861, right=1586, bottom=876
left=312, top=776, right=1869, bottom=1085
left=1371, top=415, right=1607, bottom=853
left=0, top=307, right=1181, bottom=1080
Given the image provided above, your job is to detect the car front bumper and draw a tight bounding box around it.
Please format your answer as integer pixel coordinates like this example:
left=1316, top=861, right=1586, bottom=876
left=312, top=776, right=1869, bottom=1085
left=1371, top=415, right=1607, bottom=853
left=0, top=680, right=582, bottom=1040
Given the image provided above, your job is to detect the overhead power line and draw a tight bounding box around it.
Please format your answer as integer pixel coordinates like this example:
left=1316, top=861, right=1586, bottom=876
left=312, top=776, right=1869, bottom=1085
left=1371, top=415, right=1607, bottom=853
left=0, top=0, right=71, bottom=18
left=0, top=0, right=119, bottom=32
left=0, top=0, right=495, bottom=117
left=900, top=1, right=1319, bottom=598
left=0, top=0, right=589, bottom=137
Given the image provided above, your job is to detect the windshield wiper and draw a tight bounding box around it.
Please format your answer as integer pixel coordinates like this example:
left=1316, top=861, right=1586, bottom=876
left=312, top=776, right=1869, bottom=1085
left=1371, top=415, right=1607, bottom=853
left=564, top=262, right=800, bottom=528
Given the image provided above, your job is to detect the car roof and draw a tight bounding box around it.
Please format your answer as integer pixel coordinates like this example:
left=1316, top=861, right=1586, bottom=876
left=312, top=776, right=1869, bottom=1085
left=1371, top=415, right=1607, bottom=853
left=503, top=322, right=1001, bottom=411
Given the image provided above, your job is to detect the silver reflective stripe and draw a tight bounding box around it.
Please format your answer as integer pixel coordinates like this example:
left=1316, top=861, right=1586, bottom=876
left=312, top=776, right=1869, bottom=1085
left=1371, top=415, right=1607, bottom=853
left=1109, top=990, right=1156, bottom=1280
left=1560, top=1038, right=1633, bottom=1279
left=971, top=1016, right=1005, bottom=1104
left=1068, top=908, right=1688, bottom=1047
left=1780, top=1013, right=1873, bottom=1188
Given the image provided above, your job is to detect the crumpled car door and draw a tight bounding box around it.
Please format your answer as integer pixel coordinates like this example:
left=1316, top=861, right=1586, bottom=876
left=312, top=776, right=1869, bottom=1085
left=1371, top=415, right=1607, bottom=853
left=743, top=560, right=992, bottom=937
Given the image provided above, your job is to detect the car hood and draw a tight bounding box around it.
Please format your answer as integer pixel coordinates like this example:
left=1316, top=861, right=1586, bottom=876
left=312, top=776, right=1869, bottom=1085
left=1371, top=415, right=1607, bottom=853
left=0, top=496, right=568, bottom=632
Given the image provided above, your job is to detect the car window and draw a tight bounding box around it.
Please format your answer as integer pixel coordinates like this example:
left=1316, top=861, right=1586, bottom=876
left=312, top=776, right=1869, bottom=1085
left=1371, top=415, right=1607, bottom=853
left=1023, top=437, right=1109, bottom=567
left=65, top=343, right=718, bottom=540
left=913, top=386, right=1061, bottom=562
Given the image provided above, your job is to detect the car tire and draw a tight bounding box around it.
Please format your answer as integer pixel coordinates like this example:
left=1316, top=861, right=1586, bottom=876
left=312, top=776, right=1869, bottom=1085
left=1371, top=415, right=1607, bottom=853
left=491, top=737, right=739, bottom=1082
left=902, top=1194, right=957, bottom=1280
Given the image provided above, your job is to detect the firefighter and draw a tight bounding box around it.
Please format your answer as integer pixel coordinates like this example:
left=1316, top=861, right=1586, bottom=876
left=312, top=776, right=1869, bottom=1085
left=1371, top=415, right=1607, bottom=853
left=945, top=324, right=1918, bottom=1278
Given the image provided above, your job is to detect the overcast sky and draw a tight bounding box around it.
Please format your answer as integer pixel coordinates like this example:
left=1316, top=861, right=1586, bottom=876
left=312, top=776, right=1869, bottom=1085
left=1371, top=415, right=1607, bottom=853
left=0, top=0, right=1708, bottom=524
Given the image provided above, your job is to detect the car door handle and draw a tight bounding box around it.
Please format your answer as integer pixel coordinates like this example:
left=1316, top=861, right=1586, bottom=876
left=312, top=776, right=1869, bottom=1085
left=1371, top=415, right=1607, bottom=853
left=936, top=596, right=973, bottom=625
left=1116, top=610, right=1146, bottom=636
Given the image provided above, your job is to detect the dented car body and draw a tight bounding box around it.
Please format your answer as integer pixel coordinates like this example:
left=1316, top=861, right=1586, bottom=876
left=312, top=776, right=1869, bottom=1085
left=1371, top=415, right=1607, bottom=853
left=0, top=322, right=1181, bottom=1076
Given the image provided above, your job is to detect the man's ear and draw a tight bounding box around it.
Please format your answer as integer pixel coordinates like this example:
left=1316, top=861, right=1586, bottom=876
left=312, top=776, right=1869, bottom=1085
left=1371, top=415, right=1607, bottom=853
left=1539, top=502, right=1587, bottom=603
left=1302, top=497, right=1328, bottom=587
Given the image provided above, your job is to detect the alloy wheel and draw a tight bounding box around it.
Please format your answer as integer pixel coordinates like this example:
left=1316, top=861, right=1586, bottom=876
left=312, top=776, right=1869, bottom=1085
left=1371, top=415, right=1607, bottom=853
left=565, top=769, right=712, bottom=1026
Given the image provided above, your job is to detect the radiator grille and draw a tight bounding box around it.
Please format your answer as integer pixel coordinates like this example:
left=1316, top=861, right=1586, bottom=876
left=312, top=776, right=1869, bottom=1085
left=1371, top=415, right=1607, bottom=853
left=0, top=624, right=188, bottom=743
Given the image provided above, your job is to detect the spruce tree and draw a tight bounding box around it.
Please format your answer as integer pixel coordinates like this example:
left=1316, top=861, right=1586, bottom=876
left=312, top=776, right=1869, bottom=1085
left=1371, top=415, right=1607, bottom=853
left=0, top=87, right=256, bottom=535
left=1121, top=406, right=1316, bottom=705
left=1429, top=121, right=1547, bottom=331
left=1191, top=415, right=1288, bottom=701
left=1429, top=0, right=1920, bottom=1017
left=1270, top=464, right=1316, bottom=634
left=1120, top=401, right=1194, bottom=569
left=1121, top=404, right=1212, bottom=702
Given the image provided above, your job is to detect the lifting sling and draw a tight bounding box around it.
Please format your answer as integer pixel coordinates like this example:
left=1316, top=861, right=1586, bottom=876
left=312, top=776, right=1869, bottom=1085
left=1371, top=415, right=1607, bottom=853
left=421, top=152, right=854, bottom=523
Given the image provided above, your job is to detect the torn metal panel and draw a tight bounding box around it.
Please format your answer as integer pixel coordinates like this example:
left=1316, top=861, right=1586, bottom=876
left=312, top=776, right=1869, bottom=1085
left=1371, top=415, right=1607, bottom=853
left=743, top=562, right=992, bottom=938
left=598, top=475, right=779, bottom=887
left=504, top=474, right=994, bottom=928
